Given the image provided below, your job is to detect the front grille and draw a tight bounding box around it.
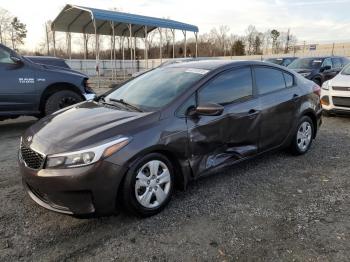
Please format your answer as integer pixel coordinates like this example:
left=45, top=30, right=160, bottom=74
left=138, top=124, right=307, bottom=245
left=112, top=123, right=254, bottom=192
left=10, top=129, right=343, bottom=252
left=332, top=86, right=350, bottom=91
left=20, top=143, right=45, bottom=169
left=333, top=96, right=350, bottom=108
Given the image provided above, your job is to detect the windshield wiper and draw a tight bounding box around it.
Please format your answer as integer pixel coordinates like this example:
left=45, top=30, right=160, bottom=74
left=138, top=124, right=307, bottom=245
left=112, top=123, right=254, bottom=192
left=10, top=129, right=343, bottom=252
left=109, top=98, right=143, bottom=112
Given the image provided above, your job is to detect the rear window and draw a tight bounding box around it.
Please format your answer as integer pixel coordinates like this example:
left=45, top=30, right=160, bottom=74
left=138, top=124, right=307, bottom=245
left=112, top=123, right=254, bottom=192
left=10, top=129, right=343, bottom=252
left=254, top=67, right=286, bottom=95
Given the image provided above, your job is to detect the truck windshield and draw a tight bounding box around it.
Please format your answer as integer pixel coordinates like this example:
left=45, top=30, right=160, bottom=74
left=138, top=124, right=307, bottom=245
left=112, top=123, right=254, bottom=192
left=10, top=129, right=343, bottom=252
left=288, top=58, right=323, bottom=70
left=105, top=67, right=207, bottom=112
left=341, top=64, right=350, bottom=75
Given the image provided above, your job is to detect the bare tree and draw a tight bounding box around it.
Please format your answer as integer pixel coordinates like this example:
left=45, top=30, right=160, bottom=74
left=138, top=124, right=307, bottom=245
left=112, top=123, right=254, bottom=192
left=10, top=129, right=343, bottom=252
left=210, top=25, right=230, bottom=56
left=0, top=8, right=12, bottom=45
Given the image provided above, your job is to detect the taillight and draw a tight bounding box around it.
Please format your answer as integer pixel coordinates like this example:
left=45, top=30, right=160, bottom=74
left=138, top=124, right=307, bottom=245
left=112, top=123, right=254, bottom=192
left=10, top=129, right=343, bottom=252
left=313, top=84, right=321, bottom=97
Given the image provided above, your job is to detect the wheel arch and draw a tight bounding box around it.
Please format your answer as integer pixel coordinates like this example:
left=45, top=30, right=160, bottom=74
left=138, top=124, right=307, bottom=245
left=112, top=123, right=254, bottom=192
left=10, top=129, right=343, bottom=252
left=120, top=145, right=192, bottom=191
left=39, top=82, right=84, bottom=114
left=301, top=109, right=318, bottom=138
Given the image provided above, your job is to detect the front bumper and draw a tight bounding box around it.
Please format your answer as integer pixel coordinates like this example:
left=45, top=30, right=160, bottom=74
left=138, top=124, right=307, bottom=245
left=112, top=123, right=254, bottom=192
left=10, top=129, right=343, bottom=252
left=321, top=89, right=350, bottom=113
left=19, top=159, right=127, bottom=215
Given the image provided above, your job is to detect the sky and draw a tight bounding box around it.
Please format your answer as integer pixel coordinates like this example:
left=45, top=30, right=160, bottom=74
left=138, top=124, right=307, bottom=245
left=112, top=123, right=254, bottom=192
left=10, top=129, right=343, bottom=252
left=1, top=0, right=350, bottom=50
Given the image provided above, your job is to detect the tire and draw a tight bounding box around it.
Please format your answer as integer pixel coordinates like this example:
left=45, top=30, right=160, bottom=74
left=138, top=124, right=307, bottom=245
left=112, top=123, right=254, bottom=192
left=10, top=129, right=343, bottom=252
left=44, top=90, right=83, bottom=116
left=290, top=116, right=314, bottom=155
left=122, top=153, right=174, bottom=217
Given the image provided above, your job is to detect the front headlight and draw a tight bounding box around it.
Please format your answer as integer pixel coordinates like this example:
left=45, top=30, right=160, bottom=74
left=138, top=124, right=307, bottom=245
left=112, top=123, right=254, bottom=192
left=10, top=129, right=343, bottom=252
left=45, top=137, right=130, bottom=169
left=322, top=81, right=330, bottom=90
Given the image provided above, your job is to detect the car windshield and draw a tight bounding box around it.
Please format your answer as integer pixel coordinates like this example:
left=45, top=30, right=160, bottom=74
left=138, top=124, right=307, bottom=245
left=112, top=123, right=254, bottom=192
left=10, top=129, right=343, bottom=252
left=266, top=58, right=284, bottom=65
left=341, top=64, right=350, bottom=75
left=104, top=67, right=207, bottom=111
left=288, top=58, right=323, bottom=70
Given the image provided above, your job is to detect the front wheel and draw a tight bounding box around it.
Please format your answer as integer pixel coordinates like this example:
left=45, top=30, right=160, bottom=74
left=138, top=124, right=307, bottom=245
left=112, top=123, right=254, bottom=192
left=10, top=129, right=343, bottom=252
left=290, top=116, right=314, bottom=155
left=122, top=153, right=174, bottom=217
left=44, top=90, right=83, bottom=116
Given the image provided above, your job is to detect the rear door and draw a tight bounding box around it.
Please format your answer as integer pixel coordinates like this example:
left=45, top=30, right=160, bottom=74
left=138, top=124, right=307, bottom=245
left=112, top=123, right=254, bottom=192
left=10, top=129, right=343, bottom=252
left=0, top=47, right=37, bottom=113
left=186, top=67, right=261, bottom=176
left=254, top=66, right=299, bottom=152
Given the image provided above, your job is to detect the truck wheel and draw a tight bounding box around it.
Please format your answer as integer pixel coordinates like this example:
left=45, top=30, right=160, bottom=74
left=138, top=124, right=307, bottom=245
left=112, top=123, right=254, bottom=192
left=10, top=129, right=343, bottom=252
left=44, top=90, right=82, bottom=115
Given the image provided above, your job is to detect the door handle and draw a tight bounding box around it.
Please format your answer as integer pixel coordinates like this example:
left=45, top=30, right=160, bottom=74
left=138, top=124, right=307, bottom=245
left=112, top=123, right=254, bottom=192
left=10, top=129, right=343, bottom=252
left=292, top=94, right=300, bottom=101
left=248, top=109, right=260, bottom=119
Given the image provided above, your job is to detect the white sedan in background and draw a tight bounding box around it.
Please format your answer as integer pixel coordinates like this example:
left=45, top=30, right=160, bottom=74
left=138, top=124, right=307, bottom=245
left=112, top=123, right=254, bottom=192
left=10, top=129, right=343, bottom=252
left=321, top=63, right=350, bottom=115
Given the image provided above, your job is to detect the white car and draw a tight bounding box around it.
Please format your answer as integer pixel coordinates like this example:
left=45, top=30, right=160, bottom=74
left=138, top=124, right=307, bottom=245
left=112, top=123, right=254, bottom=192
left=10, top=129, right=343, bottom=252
left=321, top=63, right=350, bottom=115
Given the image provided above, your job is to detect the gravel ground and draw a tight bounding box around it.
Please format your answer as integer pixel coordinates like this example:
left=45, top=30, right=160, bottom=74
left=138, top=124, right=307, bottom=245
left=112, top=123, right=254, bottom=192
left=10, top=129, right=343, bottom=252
left=0, top=115, right=349, bottom=261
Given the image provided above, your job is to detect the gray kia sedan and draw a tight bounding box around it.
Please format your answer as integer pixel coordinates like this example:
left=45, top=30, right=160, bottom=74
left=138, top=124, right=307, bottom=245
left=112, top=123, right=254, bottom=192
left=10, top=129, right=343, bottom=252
left=19, top=60, right=322, bottom=217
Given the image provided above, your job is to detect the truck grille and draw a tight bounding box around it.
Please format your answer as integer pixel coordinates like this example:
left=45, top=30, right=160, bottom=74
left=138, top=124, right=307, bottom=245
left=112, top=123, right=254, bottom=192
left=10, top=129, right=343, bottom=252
left=333, top=96, right=350, bottom=108
left=20, top=143, right=45, bottom=169
left=332, top=86, right=350, bottom=91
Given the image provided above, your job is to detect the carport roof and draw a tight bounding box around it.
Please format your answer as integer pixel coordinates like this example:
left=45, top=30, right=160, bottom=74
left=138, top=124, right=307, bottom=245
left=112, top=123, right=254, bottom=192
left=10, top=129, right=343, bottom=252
left=52, top=4, right=199, bottom=37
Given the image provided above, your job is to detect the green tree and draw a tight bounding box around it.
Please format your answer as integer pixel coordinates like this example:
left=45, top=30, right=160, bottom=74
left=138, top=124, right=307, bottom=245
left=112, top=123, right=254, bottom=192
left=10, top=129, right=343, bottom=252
left=10, top=17, right=27, bottom=50
left=232, top=40, right=245, bottom=56
left=270, top=29, right=280, bottom=54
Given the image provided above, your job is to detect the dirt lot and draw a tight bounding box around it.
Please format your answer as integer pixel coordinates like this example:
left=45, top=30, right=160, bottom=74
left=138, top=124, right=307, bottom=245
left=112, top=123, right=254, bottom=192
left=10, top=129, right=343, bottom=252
left=0, top=115, right=349, bottom=261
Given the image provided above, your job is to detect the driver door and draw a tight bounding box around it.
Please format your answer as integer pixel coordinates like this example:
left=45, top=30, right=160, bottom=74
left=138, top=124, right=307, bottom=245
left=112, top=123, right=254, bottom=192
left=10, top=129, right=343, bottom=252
left=185, top=67, right=260, bottom=176
left=0, top=46, right=37, bottom=113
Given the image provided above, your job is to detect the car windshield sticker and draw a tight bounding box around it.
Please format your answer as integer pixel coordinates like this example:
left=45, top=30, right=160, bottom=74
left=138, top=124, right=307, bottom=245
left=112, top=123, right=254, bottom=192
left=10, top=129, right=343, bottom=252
left=185, top=68, right=209, bottom=75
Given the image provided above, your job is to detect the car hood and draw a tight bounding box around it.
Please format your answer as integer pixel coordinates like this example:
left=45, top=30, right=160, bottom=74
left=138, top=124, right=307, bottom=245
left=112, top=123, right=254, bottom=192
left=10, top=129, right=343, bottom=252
left=40, top=63, right=88, bottom=78
left=329, top=73, right=350, bottom=87
left=23, top=101, right=159, bottom=155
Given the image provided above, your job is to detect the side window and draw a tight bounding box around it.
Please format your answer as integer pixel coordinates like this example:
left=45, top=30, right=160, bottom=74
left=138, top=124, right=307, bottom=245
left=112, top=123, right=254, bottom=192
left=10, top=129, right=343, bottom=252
left=176, top=94, right=196, bottom=117
left=322, top=58, right=332, bottom=68
left=283, top=72, right=294, bottom=88
left=198, top=67, right=253, bottom=105
left=283, top=59, right=291, bottom=66
left=254, top=67, right=286, bottom=95
left=341, top=58, right=350, bottom=67
left=0, top=48, right=14, bottom=64
left=332, top=58, right=342, bottom=69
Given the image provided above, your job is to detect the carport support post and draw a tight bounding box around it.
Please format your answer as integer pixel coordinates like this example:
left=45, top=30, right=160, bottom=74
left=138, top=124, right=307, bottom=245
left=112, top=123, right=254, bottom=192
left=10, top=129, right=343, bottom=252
left=171, top=29, right=175, bottom=58
left=93, top=19, right=100, bottom=88
left=111, top=21, right=116, bottom=80
left=122, top=36, right=125, bottom=80
left=134, top=36, right=136, bottom=61
left=52, top=30, right=56, bottom=57
left=158, top=28, right=162, bottom=63
left=66, top=32, right=72, bottom=60
left=129, top=24, right=133, bottom=73
left=183, top=30, right=187, bottom=58
left=195, top=32, right=198, bottom=57
left=144, top=26, right=148, bottom=69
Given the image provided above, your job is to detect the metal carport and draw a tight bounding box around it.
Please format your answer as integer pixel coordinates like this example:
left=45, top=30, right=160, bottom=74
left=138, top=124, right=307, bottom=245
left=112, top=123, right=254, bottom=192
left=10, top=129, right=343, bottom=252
left=51, top=4, right=199, bottom=83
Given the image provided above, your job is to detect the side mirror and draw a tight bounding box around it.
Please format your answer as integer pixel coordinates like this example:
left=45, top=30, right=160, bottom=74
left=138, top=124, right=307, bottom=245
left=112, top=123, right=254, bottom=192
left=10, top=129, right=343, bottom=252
left=321, top=65, right=331, bottom=72
left=187, top=103, right=224, bottom=117
left=10, top=56, right=23, bottom=65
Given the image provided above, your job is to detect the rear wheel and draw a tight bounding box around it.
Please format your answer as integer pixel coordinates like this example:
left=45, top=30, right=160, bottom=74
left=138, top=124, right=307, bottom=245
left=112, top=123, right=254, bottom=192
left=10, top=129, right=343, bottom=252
left=122, top=153, right=174, bottom=217
left=290, top=116, right=314, bottom=155
left=44, top=90, right=82, bottom=115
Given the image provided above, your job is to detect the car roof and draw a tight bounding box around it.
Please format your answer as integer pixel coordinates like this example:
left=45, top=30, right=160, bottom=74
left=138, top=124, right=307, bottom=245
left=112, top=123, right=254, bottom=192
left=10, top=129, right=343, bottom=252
left=166, top=59, right=271, bottom=70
